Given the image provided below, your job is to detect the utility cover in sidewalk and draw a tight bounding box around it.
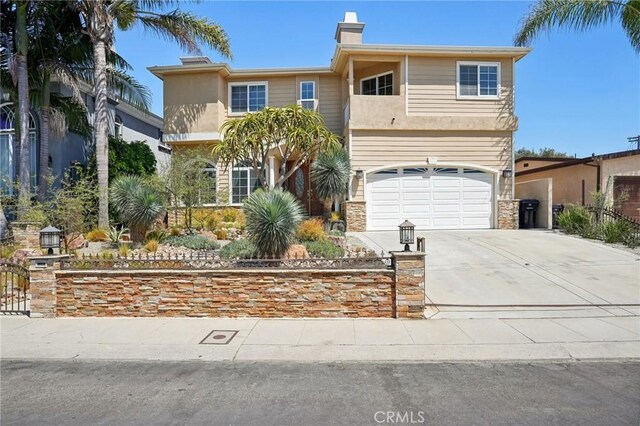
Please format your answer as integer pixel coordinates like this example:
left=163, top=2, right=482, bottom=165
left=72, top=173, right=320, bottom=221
left=200, top=330, right=238, bottom=345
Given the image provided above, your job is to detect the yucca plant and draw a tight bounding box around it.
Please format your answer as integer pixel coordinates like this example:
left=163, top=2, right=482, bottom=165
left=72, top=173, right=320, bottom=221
left=110, top=175, right=165, bottom=243
left=243, top=189, right=304, bottom=258
left=311, top=148, right=351, bottom=217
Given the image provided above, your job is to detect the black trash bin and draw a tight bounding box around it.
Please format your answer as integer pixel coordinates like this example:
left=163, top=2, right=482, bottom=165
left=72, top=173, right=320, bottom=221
left=552, top=204, right=564, bottom=229
left=519, top=199, right=540, bottom=229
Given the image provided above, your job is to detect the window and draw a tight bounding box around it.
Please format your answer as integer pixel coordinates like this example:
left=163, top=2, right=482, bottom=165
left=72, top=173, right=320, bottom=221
left=229, top=82, right=267, bottom=114
left=231, top=163, right=259, bottom=204
left=200, top=164, right=217, bottom=205
left=361, top=72, right=393, bottom=96
left=457, top=62, right=500, bottom=98
left=0, top=104, right=38, bottom=195
left=113, top=115, right=123, bottom=138
left=300, top=81, right=315, bottom=110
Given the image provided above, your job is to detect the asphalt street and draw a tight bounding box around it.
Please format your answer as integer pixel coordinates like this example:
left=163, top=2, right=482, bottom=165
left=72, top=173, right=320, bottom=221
left=1, top=360, right=639, bottom=425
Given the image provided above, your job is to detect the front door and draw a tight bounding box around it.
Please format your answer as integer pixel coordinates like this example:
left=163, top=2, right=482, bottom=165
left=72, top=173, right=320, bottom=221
left=287, top=161, right=323, bottom=216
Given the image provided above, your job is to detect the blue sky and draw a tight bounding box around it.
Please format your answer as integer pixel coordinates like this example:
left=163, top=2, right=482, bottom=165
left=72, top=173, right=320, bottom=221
left=115, top=1, right=640, bottom=157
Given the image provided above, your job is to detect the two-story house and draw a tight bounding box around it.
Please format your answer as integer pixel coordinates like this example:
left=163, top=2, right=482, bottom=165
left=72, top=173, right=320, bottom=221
left=149, top=12, right=530, bottom=231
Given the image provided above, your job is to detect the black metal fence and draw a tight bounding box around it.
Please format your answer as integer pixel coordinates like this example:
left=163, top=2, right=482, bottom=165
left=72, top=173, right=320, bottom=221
left=585, top=205, right=640, bottom=239
left=0, top=260, right=30, bottom=315
left=60, top=252, right=394, bottom=270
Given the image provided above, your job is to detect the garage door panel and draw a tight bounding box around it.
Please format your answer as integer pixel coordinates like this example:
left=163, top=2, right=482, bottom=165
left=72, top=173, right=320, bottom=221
left=367, top=168, right=493, bottom=231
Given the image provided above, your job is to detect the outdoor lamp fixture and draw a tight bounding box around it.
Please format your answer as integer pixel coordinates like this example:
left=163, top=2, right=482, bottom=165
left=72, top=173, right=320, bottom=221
left=355, top=169, right=364, bottom=179
left=502, top=169, right=513, bottom=179
left=398, top=220, right=415, bottom=252
left=39, top=226, right=61, bottom=255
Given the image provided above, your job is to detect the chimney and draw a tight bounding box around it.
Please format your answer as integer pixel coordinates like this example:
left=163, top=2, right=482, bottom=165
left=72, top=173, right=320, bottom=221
left=335, top=12, right=365, bottom=44
left=180, top=56, right=212, bottom=65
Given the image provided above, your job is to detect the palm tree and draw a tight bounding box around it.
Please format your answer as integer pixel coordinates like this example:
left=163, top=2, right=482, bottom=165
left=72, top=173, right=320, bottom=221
left=71, top=0, right=231, bottom=229
left=311, top=148, right=350, bottom=217
left=14, top=0, right=30, bottom=216
left=515, top=0, right=640, bottom=53
left=216, top=105, right=341, bottom=189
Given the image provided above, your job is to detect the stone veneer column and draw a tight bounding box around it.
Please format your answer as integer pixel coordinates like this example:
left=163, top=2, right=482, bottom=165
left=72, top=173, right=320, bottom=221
left=10, top=222, right=41, bottom=249
left=392, top=251, right=425, bottom=319
left=498, top=199, right=519, bottom=230
left=28, top=255, right=68, bottom=318
left=342, top=201, right=366, bottom=232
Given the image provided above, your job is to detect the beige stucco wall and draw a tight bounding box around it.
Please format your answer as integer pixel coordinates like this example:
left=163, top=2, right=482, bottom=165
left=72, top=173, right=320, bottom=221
left=515, top=159, right=573, bottom=173
left=515, top=178, right=552, bottom=229
left=600, top=154, right=640, bottom=201
left=349, top=129, right=513, bottom=200
left=516, top=164, right=597, bottom=206
left=353, top=62, right=401, bottom=95
left=163, top=72, right=222, bottom=135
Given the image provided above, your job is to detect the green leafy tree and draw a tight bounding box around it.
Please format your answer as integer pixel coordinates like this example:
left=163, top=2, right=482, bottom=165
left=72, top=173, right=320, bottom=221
left=159, top=148, right=217, bottom=233
left=110, top=175, right=165, bottom=243
left=70, top=0, right=232, bottom=229
left=515, top=147, right=572, bottom=159
left=243, top=188, right=305, bottom=258
left=311, top=148, right=351, bottom=217
left=515, top=0, right=640, bottom=53
left=215, top=105, right=341, bottom=189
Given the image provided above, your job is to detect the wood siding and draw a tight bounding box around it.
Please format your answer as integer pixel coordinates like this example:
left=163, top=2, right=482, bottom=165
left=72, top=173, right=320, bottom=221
left=318, top=75, right=343, bottom=135
left=407, top=57, right=514, bottom=117
left=350, top=129, right=513, bottom=200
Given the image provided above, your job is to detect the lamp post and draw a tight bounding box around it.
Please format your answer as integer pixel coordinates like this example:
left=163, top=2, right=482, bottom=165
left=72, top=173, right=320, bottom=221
left=398, top=220, right=415, bottom=252
left=39, top=226, right=61, bottom=255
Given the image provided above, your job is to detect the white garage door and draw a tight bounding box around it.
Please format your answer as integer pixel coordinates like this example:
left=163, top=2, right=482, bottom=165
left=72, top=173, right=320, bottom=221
left=366, top=167, right=493, bottom=230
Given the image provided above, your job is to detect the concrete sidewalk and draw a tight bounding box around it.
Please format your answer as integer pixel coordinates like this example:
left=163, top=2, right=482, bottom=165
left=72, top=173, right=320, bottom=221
left=1, top=315, right=639, bottom=362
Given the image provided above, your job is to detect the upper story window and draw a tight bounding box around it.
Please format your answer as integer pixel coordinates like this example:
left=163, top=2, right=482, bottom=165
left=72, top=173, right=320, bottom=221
left=361, top=72, right=393, bottom=96
left=229, top=82, right=267, bottom=115
left=457, top=62, right=500, bottom=98
left=300, top=81, right=315, bottom=110
left=114, top=115, right=123, bottom=138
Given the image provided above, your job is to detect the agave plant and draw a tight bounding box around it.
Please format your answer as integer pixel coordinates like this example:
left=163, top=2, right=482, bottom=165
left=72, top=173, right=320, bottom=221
left=110, top=175, right=165, bottom=243
left=243, top=189, right=304, bottom=258
left=311, top=148, right=351, bottom=217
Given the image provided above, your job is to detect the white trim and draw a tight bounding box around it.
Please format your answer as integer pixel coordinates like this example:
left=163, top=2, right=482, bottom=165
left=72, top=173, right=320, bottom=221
left=268, top=156, right=275, bottom=189
left=347, top=129, right=353, bottom=201
left=456, top=61, right=501, bottom=100
left=364, top=162, right=500, bottom=176
left=228, top=81, right=269, bottom=116
left=163, top=131, right=221, bottom=142
left=511, top=57, right=516, bottom=200
left=298, top=80, right=317, bottom=111
left=360, top=71, right=394, bottom=96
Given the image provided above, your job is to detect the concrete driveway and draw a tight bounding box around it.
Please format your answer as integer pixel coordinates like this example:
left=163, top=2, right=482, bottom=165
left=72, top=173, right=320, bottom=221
left=353, top=230, right=640, bottom=317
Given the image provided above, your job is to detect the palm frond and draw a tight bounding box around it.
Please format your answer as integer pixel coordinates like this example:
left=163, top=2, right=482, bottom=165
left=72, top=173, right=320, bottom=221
left=135, top=10, right=231, bottom=58
left=514, top=0, right=632, bottom=48
left=107, top=68, right=152, bottom=112
left=311, top=149, right=351, bottom=201
left=50, top=94, right=92, bottom=139
left=621, top=0, right=640, bottom=52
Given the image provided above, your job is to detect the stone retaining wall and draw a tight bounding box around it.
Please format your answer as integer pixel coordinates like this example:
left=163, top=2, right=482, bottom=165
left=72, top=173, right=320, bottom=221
left=55, top=269, right=396, bottom=318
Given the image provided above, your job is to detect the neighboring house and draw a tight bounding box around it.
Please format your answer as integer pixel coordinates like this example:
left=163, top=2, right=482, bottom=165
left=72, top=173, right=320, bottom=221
left=0, top=82, right=170, bottom=196
left=515, top=149, right=640, bottom=222
left=149, top=12, right=530, bottom=231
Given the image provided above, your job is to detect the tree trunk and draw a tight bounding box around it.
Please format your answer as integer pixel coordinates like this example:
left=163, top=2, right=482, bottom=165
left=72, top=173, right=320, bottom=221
left=16, top=1, right=30, bottom=217
left=93, top=40, right=109, bottom=228
left=38, top=75, right=51, bottom=201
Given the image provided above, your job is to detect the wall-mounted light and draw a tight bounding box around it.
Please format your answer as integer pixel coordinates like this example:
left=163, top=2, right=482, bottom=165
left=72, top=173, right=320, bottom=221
left=502, top=169, right=513, bottom=178
left=355, top=169, right=364, bottom=179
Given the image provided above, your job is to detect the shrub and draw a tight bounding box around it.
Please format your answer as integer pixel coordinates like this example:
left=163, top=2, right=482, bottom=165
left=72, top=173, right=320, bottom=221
left=624, top=233, right=640, bottom=249
left=118, top=243, right=130, bottom=257
left=192, top=209, right=215, bottom=230
left=169, top=226, right=182, bottom=236
left=221, top=207, right=239, bottom=222
left=215, top=229, right=228, bottom=240
left=85, top=229, right=108, bottom=242
left=144, top=239, right=159, bottom=253
left=296, top=218, right=327, bottom=242
left=205, top=213, right=221, bottom=232
left=304, top=240, right=345, bottom=258
left=165, top=235, right=220, bottom=250
left=110, top=175, right=165, bottom=243
left=602, top=220, right=633, bottom=244
left=329, top=211, right=343, bottom=222
left=99, top=251, right=115, bottom=260
left=329, top=229, right=345, bottom=237
left=219, top=239, right=258, bottom=259
left=579, top=222, right=602, bottom=240
left=106, top=226, right=128, bottom=244
left=243, top=189, right=304, bottom=258
left=145, top=229, right=168, bottom=243
left=0, top=244, right=18, bottom=259
left=557, top=206, right=592, bottom=235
